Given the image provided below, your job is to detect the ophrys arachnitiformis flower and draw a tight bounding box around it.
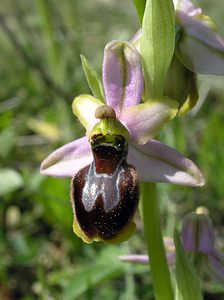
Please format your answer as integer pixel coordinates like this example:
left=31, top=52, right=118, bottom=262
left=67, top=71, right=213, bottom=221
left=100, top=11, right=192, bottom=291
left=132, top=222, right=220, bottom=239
left=41, top=40, right=204, bottom=243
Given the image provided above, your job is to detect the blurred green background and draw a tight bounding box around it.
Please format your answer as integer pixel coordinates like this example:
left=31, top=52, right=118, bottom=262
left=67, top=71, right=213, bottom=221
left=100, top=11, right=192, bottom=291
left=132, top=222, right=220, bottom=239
left=0, top=1, right=223, bottom=299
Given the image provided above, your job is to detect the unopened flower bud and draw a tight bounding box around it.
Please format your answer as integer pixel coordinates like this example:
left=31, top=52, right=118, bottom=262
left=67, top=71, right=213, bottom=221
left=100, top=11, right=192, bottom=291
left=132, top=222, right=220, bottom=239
left=182, top=211, right=215, bottom=254
left=164, top=55, right=198, bottom=115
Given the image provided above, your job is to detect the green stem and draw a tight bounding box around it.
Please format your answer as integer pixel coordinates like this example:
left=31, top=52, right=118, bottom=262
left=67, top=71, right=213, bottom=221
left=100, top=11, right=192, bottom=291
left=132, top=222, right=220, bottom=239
left=141, top=182, right=173, bottom=300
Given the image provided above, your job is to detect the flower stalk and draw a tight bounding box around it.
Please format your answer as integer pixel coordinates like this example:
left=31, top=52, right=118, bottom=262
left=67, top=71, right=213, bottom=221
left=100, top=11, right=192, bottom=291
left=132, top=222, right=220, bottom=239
left=139, top=0, right=175, bottom=298
left=141, top=182, right=173, bottom=300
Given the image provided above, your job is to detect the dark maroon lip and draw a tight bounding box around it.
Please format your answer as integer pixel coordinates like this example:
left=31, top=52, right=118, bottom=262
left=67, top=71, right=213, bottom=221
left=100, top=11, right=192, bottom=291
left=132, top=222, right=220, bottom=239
left=71, top=133, right=139, bottom=241
left=71, top=162, right=139, bottom=241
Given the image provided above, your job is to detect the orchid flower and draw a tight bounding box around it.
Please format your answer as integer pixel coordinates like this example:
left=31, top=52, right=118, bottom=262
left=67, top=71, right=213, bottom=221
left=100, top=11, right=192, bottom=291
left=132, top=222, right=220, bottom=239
left=131, top=0, right=224, bottom=114
left=40, top=40, right=204, bottom=244
left=135, top=0, right=224, bottom=74
left=174, top=0, right=224, bottom=75
left=173, top=0, right=224, bottom=114
left=182, top=209, right=224, bottom=284
left=120, top=208, right=224, bottom=285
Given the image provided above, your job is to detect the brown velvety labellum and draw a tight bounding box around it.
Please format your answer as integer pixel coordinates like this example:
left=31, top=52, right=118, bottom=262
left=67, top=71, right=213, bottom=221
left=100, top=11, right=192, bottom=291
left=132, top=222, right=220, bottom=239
left=71, top=134, right=139, bottom=241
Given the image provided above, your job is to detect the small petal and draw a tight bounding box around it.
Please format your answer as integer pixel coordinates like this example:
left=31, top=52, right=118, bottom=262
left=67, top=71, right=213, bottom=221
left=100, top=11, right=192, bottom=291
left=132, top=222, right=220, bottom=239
left=176, top=11, right=224, bottom=75
left=119, top=252, right=176, bottom=266
left=102, top=40, right=144, bottom=116
left=164, top=237, right=176, bottom=251
left=129, top=29, right=141, bottom=51
left=72, top=94, right=103, bottom=135
left=119, top=255, right=149, bottom=264
left=128, top=140, right=205, bottom=186
left=174, top=0, right=202, bottom=16
left=120, top=97, right=178, bottom=145
left=40, top=136, right=92, bottom=177
left=119, top=238, right=175, bottom=263
left=177, top=71, right=198, bottom=115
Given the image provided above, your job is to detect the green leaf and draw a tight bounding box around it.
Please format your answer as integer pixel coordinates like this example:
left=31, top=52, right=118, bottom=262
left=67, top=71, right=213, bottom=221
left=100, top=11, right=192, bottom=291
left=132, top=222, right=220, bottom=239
left=174, top=229, right=203, bottom=300
left=0, top=168, right=23, bottom=196
left=37, top=0, right=62, bottom=84
left=62, top=246, right=124, bottom=300
left=140, top=0, right=175, bottom=98
left=36, top=177, right=72, bottom=231
left=133, top=0, right=146, bottom=24
left=80, top=54, right=105, bottom=101
left=0, top=129, right=16, bottom=158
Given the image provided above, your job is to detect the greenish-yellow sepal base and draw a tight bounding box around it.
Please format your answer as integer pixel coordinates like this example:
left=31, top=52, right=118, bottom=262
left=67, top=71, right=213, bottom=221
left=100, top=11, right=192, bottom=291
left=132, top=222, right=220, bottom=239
left=73, top=215, right=136, bottom=244
left=178, top=80, right=199, bottom=116
left=90, top=118, right=130, bottom=142
left=72, top=94, right=103, bottom=134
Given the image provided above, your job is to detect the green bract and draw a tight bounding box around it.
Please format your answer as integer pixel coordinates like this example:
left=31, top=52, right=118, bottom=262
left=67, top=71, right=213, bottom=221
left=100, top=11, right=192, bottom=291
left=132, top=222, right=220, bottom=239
left=80, top=55, right=105, bottom=101
left=140, top=0, right=175, bottom=98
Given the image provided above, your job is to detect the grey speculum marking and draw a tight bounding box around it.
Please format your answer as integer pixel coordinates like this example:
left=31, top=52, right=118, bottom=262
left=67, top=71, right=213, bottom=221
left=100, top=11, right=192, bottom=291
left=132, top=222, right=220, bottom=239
left=82, top=153, right=124, bottom=213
